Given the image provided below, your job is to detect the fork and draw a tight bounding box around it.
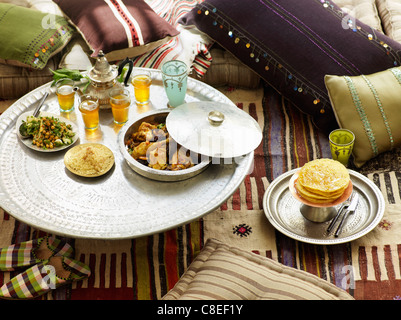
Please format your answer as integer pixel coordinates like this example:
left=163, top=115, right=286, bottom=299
left=326, top=191, right=356, bottom=233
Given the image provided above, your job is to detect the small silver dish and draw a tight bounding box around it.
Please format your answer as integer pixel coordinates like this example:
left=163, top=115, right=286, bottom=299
left=299, top=205, right=337, bottom=223
left=118, top=109, right=210, bottom=182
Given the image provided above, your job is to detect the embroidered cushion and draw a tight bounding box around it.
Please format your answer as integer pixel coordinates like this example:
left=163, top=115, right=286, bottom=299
left=179, top=0, right=401, bottom=133
left=325, top=67, right=401, bottom=168
left=0, top=3, right=73, bottom=69
left=53, top=0, right=180, bottom=62
left=162, top=238, right=354, bottom=300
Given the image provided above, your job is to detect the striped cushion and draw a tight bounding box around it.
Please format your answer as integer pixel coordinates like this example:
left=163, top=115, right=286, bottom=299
left=0, top=56, right=59, bottom=99
left=162, top=238, right=354, bottom=300
left=325, top=66, right=401, bottom=168
left=53, top=0, right=180, bottom=62
left=376, top=0, right=401, bottom=43
left=132, top=0, right=213, bottom=77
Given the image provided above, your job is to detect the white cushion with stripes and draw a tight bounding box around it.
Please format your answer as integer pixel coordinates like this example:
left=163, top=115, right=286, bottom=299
left=162, top=238, right=354, bottom=300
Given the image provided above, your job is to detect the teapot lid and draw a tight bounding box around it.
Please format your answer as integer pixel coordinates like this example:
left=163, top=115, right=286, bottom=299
left=88, top=50, right=118, bottom=83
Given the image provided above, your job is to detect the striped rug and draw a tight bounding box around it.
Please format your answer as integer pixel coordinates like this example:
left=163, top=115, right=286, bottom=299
left=1, top=83, right=401, bottom=300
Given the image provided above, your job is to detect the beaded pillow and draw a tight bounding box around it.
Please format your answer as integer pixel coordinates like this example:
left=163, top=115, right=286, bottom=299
left=325, top=67, right=401, bottom=168
left=0, top=4, right=73, bottom=69
left=179, top=0, right=401, bottom=133
left=53, top=0, right=180, bottom=62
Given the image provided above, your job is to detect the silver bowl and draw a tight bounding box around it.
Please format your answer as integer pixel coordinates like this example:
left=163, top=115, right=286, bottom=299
left=299, top=205, right=337, bottom=223
left=118, top=109, right=210, bottom=182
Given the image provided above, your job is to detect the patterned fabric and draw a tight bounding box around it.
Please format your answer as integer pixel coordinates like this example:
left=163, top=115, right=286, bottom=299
left=43, top=236, right=75, bottom=260
left=0, top=236, right=73, bottom=272
left=0, top=256, right=90, bottom=299
left=132, top=0, right=213, bottom=77
left=0, top=240, right=34, bottom=272
left=0, top=4, right=73, bottom=69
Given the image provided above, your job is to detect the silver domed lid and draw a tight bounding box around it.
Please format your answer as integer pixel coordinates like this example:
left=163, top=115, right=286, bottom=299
left=166, top=101, right=262, bottom=158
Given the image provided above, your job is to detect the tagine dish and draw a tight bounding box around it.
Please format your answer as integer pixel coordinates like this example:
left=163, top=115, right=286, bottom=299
left=125, top=121, right=199, bottom=171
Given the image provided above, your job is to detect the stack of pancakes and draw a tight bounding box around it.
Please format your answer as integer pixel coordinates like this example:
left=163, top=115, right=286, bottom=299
left=295, top=159, right=350, bottom=204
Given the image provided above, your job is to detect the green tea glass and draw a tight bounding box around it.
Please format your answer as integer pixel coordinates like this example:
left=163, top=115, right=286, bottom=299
left=329, top=129, right=355, bottom=166
left=161, top=60, right=188, bottom=108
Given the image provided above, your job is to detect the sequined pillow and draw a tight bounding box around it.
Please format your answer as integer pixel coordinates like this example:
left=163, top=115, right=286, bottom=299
left=0, top=4, right=73, bottom=69
left=325, top=67, right=401, bottom=168
left=53, top=0, right=180, bottom=62
left=179, top=0, right=401, bottom=133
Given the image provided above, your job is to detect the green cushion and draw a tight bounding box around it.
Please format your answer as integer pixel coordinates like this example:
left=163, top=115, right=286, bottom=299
left=325, top=66, right=401, bottom=167
left=0, top=4, right=73, bottom=69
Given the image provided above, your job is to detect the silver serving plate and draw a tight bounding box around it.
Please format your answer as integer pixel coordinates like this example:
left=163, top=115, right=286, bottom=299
left=263, top=168, right=385, bottom=245
left=0, top=68, right=253, bottom=239
left=118, top=109, right=210, bottom=182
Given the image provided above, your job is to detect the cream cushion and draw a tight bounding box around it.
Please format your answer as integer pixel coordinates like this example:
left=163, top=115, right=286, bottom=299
left=333, top=0, right=383, bottom=32
left=376, top=0, right=401, bottom=43
left=162, top=238, right=354, bottom=300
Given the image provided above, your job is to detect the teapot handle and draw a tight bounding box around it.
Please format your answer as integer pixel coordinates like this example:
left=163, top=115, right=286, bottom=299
left=118, top=57, right=134, bottom=87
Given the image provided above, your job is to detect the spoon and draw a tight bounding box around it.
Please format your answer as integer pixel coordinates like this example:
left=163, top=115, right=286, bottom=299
left=19, top=92, right=49, bottom=138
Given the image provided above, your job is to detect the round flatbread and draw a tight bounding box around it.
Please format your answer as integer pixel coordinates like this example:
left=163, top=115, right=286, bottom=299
left=64, top=143, right=114, bottom=177
left=296, top=158, right=350, bottom=203
left=295, top=179, right=343, bottom=202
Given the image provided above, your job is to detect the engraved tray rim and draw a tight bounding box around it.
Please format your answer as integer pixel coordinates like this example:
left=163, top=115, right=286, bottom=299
left=263, top=168, right=385, bottom=245
left=0, top=68, right=254, bottom=239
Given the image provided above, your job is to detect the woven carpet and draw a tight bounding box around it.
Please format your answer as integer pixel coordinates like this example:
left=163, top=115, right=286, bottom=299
left=1, top=83, right=401, bottom=300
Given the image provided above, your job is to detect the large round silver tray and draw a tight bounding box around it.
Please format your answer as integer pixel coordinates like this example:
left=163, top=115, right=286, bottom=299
left=263, top=168, right=385, bottom=245
left=0, top=68, right=253, bottom=239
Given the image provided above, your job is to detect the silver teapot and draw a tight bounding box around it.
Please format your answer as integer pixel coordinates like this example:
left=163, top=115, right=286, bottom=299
left=85, top=51, right=133, bottom=109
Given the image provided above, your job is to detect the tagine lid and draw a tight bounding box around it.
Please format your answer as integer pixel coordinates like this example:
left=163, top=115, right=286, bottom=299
left=166, top=101, right=262, bottom=158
